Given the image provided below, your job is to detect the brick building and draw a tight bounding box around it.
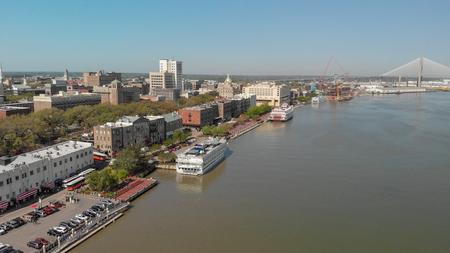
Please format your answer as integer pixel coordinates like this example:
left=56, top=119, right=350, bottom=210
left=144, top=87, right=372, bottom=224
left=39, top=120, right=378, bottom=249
left=0, top=106, right=32, bottom=118
left=83, top=70, right=122, bottom=87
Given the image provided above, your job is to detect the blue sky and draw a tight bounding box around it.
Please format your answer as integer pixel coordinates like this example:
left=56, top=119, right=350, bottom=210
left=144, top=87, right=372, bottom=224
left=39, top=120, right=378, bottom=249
left=1, top=0, right=449, bottom=75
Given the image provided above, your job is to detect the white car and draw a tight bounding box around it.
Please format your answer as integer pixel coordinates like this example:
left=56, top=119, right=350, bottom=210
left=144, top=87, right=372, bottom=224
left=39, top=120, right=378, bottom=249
left=101, top=199, right=114, bottom=204
left=75, top=214, right=89, bottom=221
left=0, top=229, right=6, bottom=235
left=53, top=226, right=68, bottom=233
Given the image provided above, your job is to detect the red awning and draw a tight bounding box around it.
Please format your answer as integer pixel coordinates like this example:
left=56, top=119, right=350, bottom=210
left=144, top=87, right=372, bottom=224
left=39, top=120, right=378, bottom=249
left=144, top=138, right=151, bottom=142
left=17, top=188, right=37, bottom=200
left=0, top=201, right=8, bottom=209
left=45, top=182, right=54, bottom=188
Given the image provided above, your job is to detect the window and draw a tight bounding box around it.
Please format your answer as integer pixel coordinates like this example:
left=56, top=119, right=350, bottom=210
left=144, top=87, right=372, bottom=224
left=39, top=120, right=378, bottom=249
left=22, top=173, right=27, bottom=179
left=89, top=150, right=92, bottom=154
left=0, top=181, right=3, bottom=187
left=65, top=159, right=67, bottom=163
left=30, top=170, right=34, bottom=176
left=70, top=157, right=73, bottom=162
left=15, top=176, right=19, bottom=181
left=44, top=166, right=47, bottom=171
left=54, top=163, right=57, bottom=167
left=37, top=168, right=40, bottom=173
left=6, top=194, right=9, bottom=199
left=81, top=153, right=83, bottom=157
left=59, top=161, right=62, bottom=165
left=85, top=152, right=87, bottom=156
left=76, top=155, right=79, bottom=159
left=7, top=178, right=12, bottom=184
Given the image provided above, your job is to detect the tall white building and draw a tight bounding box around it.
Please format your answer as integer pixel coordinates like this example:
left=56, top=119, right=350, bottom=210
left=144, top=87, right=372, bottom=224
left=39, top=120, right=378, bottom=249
left=159, top=59, right=183, bottom=91
left=0, top=61, right=4, bottom=97
left=242, top=84, right=290, bottom=107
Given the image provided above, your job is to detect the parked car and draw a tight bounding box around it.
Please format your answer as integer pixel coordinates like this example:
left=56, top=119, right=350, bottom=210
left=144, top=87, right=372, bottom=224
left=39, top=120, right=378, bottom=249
left=95, top=203, right=107, bottom=209
left=26, top=241, right=42, bottom=250
left=91, top=205, right=103, bottom=211
left=101, top=199, right=114, bottom=205
left=0, top=244, right=12, bottom=252
left=41, top=208, right=55, bottom=215
left=164, top=150, right=172, bottom=153
left=60, top=222, right=76, bottom=229
left=53, top=226, right=68, bottom=234
left=47, top=229, right=62, bottom=237
left=71, top=217, right=83, bottom=224
left=9, top=250, right=23, bottom=253
left=169, top=148, right=176, bottom=151
left=175, top=146, right=181, bottom=150
left=0, top=224, right=13, bottom=231
left=0, top=229, right=6, bottom=235
left=5, top=220, right=19, bottom=228
left=34, top=238, right=49, bottom=245
left=34, top=210, right=48, bottom=217
left=75, top=214, right=89, bottom=221
left=82, top=211, right=95, bottom=218
left=87, top=209, right=99, bottom=215
left=13, top=218, right=25, bottom=226
left=21, top=214, right=36, bottom=223
left=46, top=206, right=59, bottom=212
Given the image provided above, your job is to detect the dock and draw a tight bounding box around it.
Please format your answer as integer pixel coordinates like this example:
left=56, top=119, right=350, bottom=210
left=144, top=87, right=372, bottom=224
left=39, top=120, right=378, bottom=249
left=114, top=177, right=158, bottom=202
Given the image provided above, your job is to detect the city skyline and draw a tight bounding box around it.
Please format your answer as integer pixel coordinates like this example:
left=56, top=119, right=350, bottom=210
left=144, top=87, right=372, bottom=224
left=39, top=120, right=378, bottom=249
left=1, top=0, right=450, bottom=76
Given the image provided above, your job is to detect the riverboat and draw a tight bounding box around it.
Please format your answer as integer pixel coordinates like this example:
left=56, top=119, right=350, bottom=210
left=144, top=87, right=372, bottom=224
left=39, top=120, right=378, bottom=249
left=268, top=103, right=294, bottom=121
left=176, top=138, right=227, bottom=175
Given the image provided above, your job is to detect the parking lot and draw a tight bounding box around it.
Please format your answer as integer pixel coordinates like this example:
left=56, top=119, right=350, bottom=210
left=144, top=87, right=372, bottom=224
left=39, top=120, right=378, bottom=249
left=0, top=192, right=110, bottom=253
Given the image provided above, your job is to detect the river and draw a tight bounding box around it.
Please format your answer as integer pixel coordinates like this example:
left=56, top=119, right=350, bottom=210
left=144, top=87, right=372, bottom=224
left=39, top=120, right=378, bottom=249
left=73, top=92, right=450, bottom=253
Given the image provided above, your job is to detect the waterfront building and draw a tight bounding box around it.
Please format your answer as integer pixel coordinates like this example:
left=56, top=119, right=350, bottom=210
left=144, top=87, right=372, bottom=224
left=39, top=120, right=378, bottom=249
left=93, top=80, right=141, bottom=105
left=145, top=115, right=165, bottom=144
left=372, top=87, right=426, bottom=94
left=159, top=59, right=183, bottom=91
left=33, top=92, right=101, bottom=112
left=178, top=104, right=219, bottom=129
left=0, top=106, right=32, bottom=118
left=93, top=116, right=150, bottom=156
left=242, top=84, right=290, bottom=106
left=0, top=141, right=93, bottom=209
left=163, top=112, right=183, bottom=139
left=83, top=70, right=122, bottom=87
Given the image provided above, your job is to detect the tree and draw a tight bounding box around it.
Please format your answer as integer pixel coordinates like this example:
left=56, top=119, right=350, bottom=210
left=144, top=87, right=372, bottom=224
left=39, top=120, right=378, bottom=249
left=97, top=168, right=118, bottom=191
left=85, top=171, right=100, bottom=190
left=112, top=144, right=149, bottom=173
left=158, top=152, right=177, bottom=162
left=202, top=126, right=212, bottom=135
left=117, top=169, right=129, bottom=181
left=173, top=129, right=191, bottom=143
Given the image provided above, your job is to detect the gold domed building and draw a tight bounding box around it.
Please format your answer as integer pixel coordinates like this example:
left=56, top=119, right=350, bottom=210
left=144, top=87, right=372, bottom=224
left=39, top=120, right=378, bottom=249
left=217, top=74, right=238, bottom=98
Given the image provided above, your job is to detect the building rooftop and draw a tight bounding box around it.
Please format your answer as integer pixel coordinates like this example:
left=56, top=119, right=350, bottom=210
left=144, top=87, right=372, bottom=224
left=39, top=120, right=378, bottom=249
left=0, top=141, right=92, bottom=172
left=163, top=112, right=182, bottom=122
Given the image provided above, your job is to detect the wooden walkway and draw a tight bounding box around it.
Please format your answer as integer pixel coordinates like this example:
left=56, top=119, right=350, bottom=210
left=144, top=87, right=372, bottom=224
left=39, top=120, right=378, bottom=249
left=114, top=177, right=158, bottom=202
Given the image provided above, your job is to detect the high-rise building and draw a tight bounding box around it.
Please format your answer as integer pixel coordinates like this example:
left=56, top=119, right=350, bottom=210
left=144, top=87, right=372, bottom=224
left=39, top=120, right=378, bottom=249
left=149, top=72, right=175, bottom=90
left=159, top=59, right=183, bottom=91
left=0, top=61, right=4, bottom=98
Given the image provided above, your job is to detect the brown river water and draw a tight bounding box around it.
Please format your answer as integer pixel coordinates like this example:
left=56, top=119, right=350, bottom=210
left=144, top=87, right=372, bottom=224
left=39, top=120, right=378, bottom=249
left=73, top=93, right=450, bottom=253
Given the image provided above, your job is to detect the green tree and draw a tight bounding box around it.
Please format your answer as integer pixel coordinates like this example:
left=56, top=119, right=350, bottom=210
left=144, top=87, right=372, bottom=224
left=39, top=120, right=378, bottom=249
left=112, top=144, right=149, bottom=173
left=85, top=171, right=100, bottom=190
left=158, top=152, right=177, bottom=162
left=117, top=169, right=129, bottom=181
left=97, top=168, right=118, bottom=191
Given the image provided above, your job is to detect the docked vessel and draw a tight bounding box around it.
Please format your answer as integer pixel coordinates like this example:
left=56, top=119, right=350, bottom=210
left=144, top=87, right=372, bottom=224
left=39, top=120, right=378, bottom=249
left=176, top=138, right=227, bottom=175
left=311, top=95, right=327, bottom=104
left=268, top=103, right=294, bottom=121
